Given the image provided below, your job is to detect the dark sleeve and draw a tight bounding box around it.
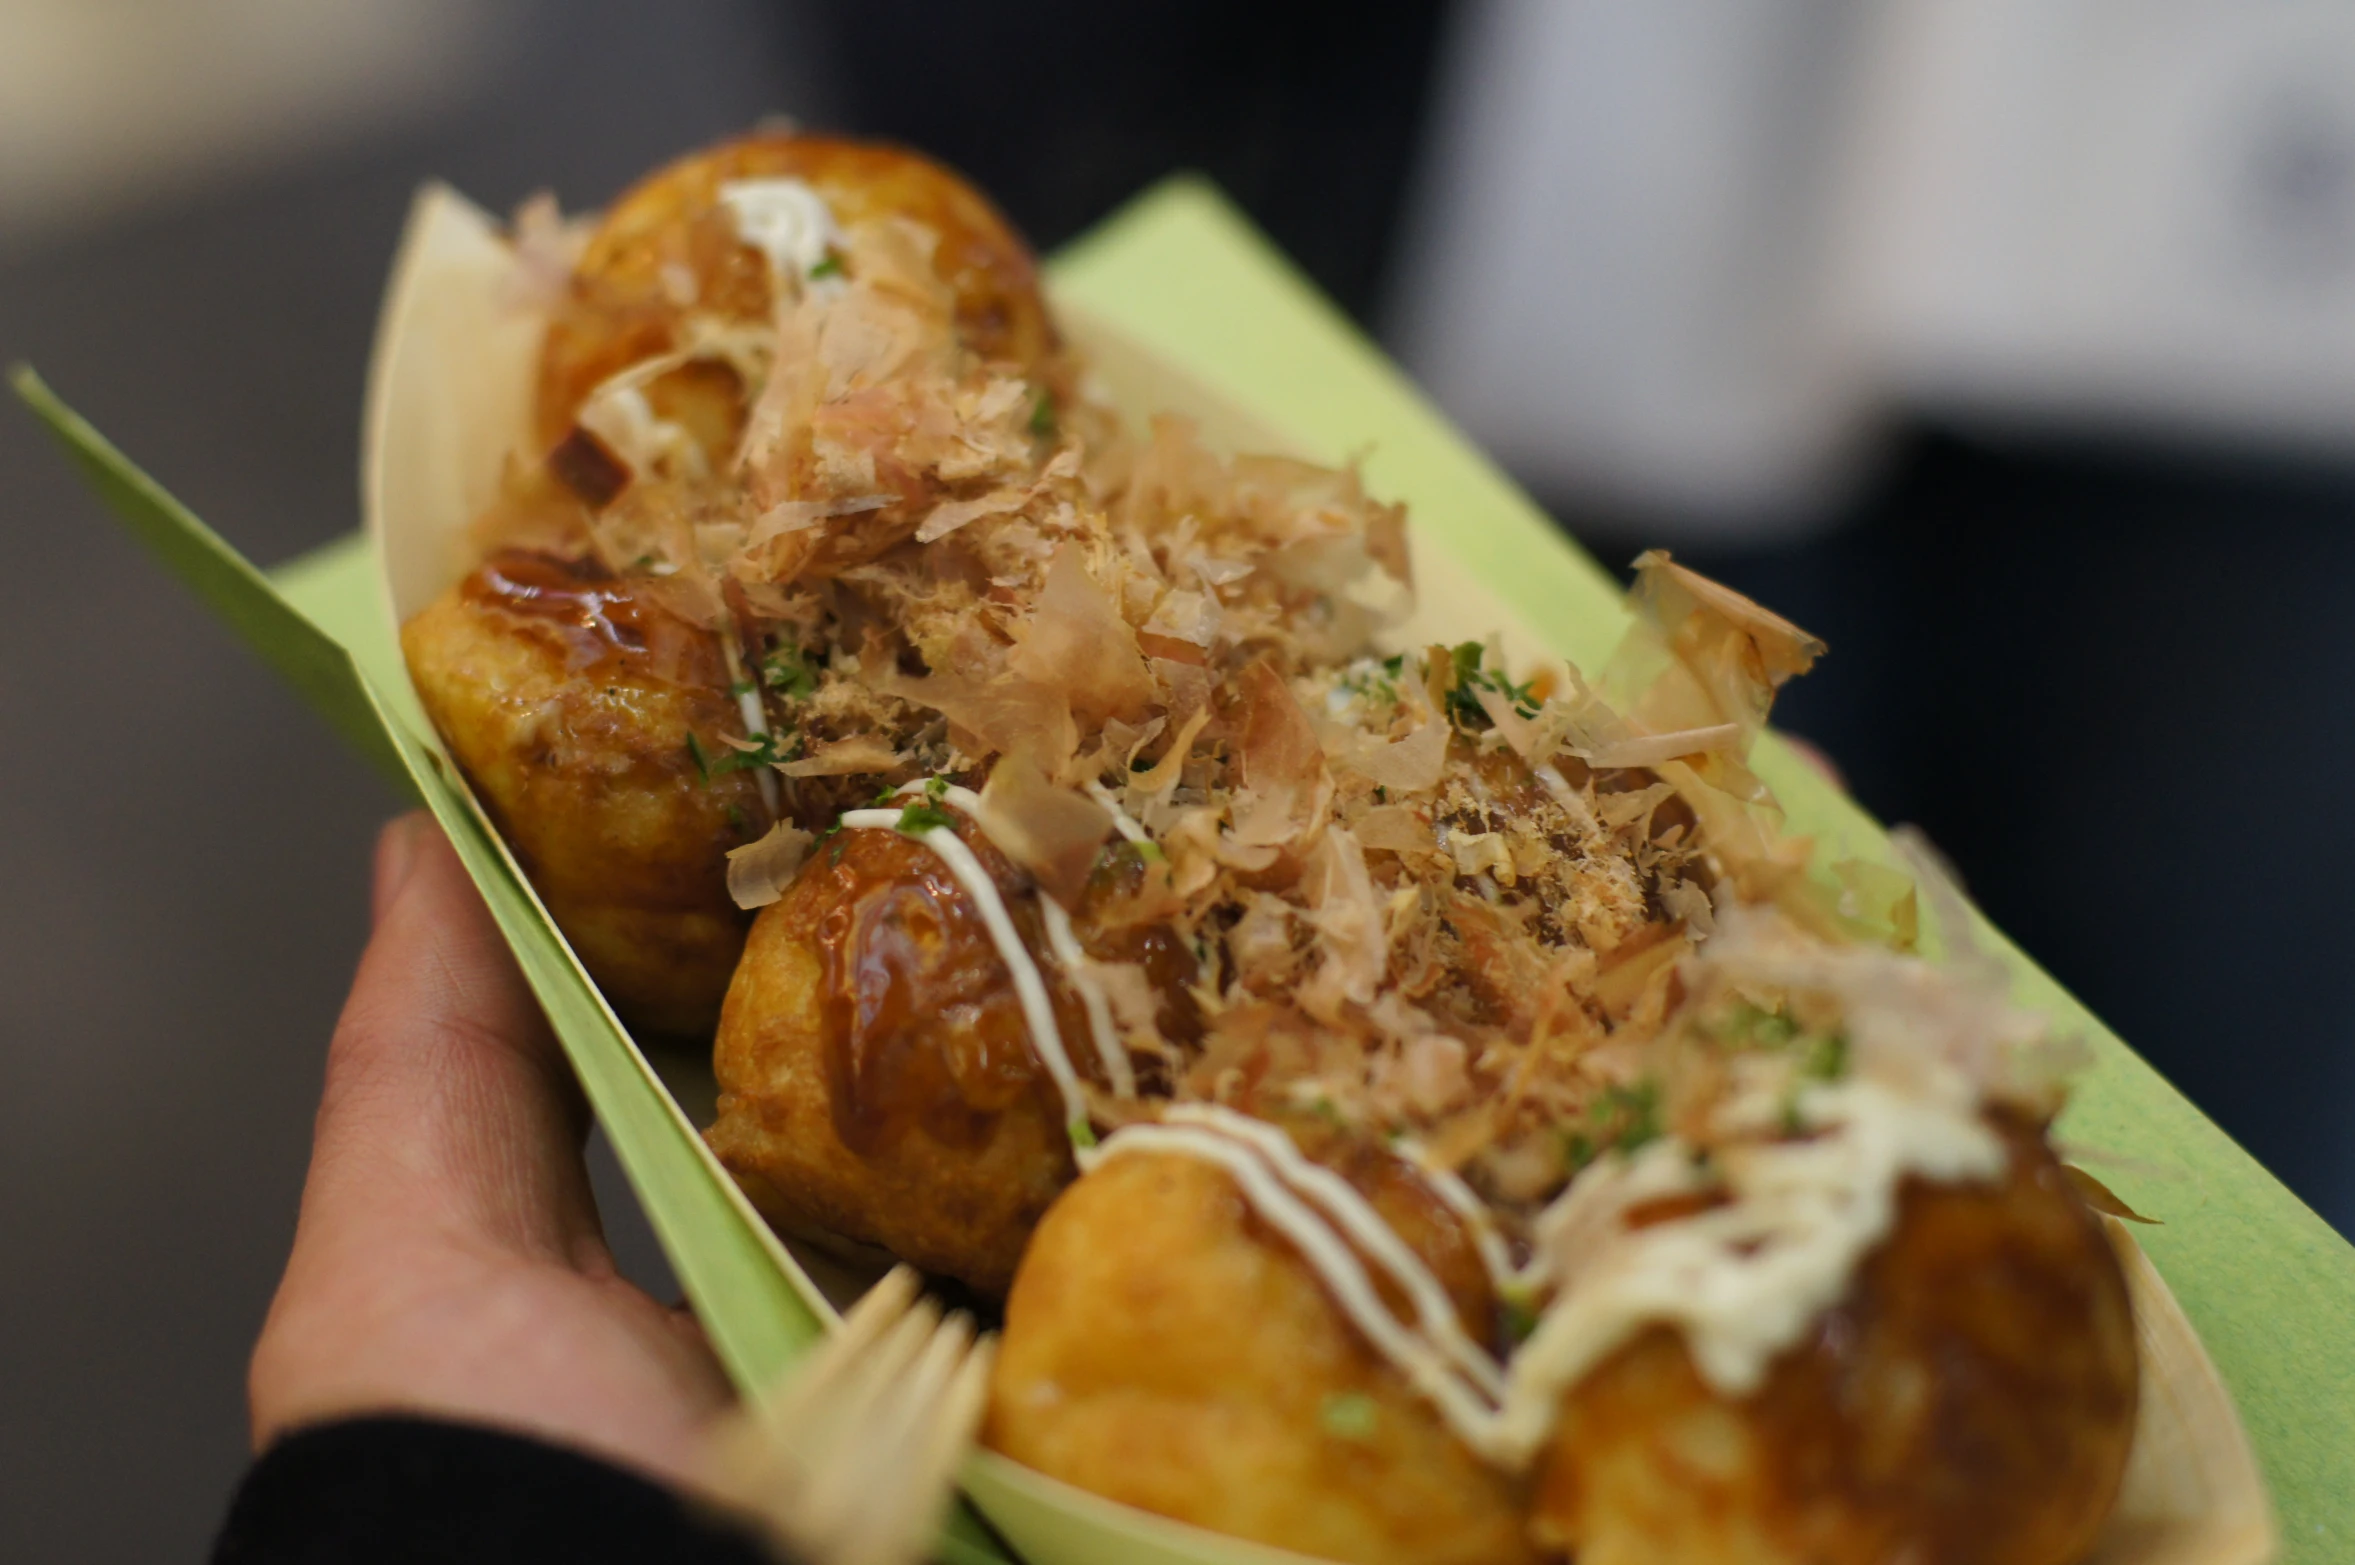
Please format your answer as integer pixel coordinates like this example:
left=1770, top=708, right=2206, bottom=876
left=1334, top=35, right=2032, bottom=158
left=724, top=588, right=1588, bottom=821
left=211, top=1416, right=780, bottom=1565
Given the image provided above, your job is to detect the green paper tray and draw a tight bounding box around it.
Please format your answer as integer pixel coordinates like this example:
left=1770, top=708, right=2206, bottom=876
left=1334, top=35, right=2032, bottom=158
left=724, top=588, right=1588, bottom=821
left=18, top=175, right=2353, bottom=1565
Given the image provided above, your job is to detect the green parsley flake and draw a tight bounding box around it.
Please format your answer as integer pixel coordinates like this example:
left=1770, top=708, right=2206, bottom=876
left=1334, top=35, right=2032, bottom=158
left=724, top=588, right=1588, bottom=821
left=691, top=728, right=791, bottom=782
left=807, top=254, right=844, bottom=279
left=895, top=800, right=957, bottom=836
left=1716, top=1000, right=1799, bottom=1049
left=761, top=646, right=818, bottom=699
left=1780, top=1095, right=1810, bottom=1139
left=1029, top=391, right=1056, bottom=438
left=1348, top=677, right=1396, bottom=705
left=1593, top=1080, right=1663, bottom=1155
left=1801, top=1031, right=1851, bottom=1082
left=1320, top=1392, right=1380, bottom=1441
left=1069, top=1119, right=1099, bottom=1151
left=1502, top=1292, right=1543, bottom=1345
left=1444, top=641, right=1543, bottom=730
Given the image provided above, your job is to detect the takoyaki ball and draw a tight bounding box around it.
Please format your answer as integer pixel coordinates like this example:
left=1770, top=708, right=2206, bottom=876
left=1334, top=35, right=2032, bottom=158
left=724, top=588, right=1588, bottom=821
left=706, top=823, right=1085, bottom=1297
left=536, top=130, right=1056, bottom=459
left=400, top=548, right=760, bottom=1036
left=986, top=1138, right=1539, bottom=1565
left=1532, top=1119, right=2137, bottom=1565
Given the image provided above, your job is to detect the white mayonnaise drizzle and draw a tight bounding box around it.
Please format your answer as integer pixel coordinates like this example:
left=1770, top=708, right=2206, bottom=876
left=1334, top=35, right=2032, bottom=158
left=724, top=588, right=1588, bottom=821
left=832, top=778, right=2011, bottom=1473
left=1038, top=896, right=1136, bottom=1098
left=1391, top=1136, right=1527, bottom=1296
left=836, top=805, right=1091, bottom=1142
left=835, top=775, right=1160, bottom=1144
left=1161, top=1105, right=1506, bottom=1400
left=890, top=778, right=979, bottom=810
left=1482, top=1079, right=2004, bottom=1463
left=1090, top=1119, right=1504, bottom=1439
left=715, top=632, right=780, bottom=816
left=719, top=178, right=844, bottom=286
left=576, top=352, right=706, bottom=482
left=1095, top=1081, right=2005, bottom=1468
left=892, top=780, right=1135, bottom=1100
left=1084, top=780, right=1152, bottom=844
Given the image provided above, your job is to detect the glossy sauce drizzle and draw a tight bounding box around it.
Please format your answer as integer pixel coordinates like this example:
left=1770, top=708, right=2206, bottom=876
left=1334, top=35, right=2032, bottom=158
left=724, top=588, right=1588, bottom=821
left=464, top=549, right=722, bottom=686
left=805, top=827, right=1059, bottom=1156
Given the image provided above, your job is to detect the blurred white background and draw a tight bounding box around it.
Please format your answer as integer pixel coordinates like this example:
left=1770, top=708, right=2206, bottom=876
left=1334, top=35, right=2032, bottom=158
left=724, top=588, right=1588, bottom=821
left=0, top=0, right=511, bottom=247
left=1395, top=0, right=2355, bottom=533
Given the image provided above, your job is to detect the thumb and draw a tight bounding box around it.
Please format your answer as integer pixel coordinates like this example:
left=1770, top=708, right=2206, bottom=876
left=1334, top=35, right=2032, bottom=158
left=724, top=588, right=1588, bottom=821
left=301, top=811, right=603, bottom=1267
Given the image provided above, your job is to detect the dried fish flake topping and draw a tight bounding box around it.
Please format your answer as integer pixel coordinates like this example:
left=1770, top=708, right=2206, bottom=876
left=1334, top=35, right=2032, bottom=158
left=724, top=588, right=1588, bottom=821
left=498, top=173, right=2090, bottom=1474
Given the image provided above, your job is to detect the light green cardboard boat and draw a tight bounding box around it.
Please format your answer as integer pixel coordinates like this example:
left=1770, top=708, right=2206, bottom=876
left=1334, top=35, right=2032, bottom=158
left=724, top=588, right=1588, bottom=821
left=19, top=168, right=2354, bottom=1565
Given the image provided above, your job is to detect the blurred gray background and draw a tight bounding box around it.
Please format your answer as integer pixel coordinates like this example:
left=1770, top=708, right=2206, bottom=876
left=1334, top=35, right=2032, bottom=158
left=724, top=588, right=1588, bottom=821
left=7, top=1, right=2355, bottom=1559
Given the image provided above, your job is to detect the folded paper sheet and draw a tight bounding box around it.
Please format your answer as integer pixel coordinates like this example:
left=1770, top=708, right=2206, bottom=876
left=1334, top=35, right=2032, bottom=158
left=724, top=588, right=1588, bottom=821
left=19, top=174, right=2351, bottom=1565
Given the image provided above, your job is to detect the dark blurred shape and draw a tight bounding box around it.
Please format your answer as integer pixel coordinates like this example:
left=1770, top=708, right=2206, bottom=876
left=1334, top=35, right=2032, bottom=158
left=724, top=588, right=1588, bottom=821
left=798, top=0, right=1454, bottom=323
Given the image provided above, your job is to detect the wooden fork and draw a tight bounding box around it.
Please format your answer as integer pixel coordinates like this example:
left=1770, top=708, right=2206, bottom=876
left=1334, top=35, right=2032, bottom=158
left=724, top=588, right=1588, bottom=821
left=704, top=1267, right=996, bottom=1565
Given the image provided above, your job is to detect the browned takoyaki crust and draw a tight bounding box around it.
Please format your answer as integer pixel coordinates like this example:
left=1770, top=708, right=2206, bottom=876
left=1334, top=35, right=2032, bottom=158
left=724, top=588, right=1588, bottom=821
left=535, top=131, right=1056, bottom=458
left=984, top=1134, right=1538, bottom=1565
left=1532, top=1116, right=2138, bottom=1565
left=707, top=824, right=1189, bottom=1296
left=400, top=549, right=761, bottom=1036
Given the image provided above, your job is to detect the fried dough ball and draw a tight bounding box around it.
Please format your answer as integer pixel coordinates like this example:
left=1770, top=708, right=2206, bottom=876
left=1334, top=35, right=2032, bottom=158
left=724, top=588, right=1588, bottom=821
left=536, top=130, right=1055, bottom=459
left=1532, top=1120, right=2138, bottom=1565
left=708, top=829, right=1201, bottom=1293
left=986, top=1138, right=1539, bottom=1565
left=404, top=134, right=1057, bottom=1034
left=401, top=549, right=759, bottom=1035
left=707, top=824, right=1080, bottom=1295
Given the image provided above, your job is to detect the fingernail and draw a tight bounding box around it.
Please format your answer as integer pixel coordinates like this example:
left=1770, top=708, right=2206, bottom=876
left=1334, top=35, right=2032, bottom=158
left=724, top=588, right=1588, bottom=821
left=372, top=813, right=428, bottom=925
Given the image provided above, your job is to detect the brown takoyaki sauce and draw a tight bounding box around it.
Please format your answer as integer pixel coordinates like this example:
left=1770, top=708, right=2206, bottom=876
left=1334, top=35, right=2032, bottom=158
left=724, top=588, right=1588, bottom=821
left=463, top=548, right=725, bottom=686
left=799, top=827, right=1203, bottom=1155
left=804, top=827, right=1061, bottom=1155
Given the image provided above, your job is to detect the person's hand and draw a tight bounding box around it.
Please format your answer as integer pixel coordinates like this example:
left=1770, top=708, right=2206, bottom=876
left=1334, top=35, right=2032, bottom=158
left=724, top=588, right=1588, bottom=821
left=248, top=812, right=734, bottom=1488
